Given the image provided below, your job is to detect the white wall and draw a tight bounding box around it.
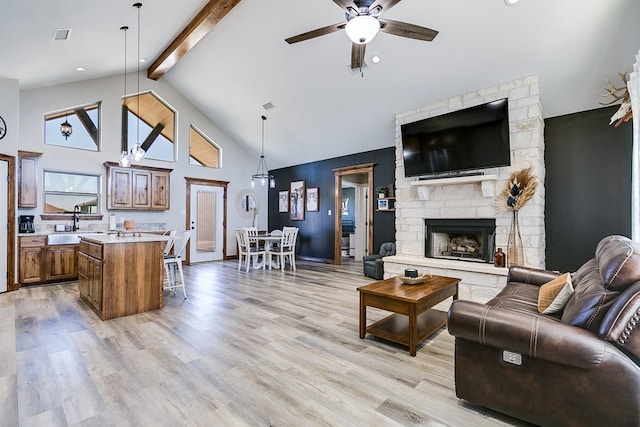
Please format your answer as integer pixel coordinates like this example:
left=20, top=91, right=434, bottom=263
left=0, top=79, right=20, bottom=152
left=17, top=72, right=266, bottom=257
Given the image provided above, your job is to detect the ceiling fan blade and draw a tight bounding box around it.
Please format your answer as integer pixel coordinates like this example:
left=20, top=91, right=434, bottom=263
left=285, top=23, right=346, bottom=44
left=369, top=0, right=403, bottom=15
left=332, top=0, right=359, bottom=12
left=350, top=43, right=366, bottom=70
left=379, top=19, right=438, bottom=41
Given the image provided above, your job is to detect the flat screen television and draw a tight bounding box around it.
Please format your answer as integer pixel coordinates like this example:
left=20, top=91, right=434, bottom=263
left=401, top=98, right=510, bottom=178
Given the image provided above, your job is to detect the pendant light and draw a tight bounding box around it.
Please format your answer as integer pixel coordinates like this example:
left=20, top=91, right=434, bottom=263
left=130, top=2, right=145, bottom=162
left=60, top=114, right=72, bottom=139
left=251, top=115, right=275, bottom=188
left=119, top=25, right=133, bottom=167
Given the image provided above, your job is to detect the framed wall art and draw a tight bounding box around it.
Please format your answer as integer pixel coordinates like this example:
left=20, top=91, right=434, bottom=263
left=377, top=199, right=389, bottom=210
left=289, top=180, right=305, bottom=220
left=306, top=187, right=319, bottom=212
left=278, top=191, right=289, bottom=213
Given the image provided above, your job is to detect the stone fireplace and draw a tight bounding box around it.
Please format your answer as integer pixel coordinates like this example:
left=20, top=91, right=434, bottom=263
left=425, top=219, right=495, bottom=264
left=384, top=75, right=546, bottom=303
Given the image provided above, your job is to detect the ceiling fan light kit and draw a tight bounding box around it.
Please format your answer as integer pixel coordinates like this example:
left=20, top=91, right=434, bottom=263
left=285, top=0, right=438, bottom=70
left=345, top=15, right=380, bottom=44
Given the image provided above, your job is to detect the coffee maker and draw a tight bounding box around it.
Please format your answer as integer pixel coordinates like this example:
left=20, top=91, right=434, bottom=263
left=19, top=215, right=35, bottom=233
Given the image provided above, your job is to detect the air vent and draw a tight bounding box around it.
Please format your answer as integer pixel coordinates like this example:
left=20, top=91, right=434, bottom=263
left=262, top=102, right=275, bottom=111
left=52, top=29, right=71, bottom=41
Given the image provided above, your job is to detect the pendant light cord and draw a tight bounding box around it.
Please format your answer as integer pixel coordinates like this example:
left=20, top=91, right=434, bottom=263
left=120, top=26, right=128, bottom=100
left=135, top=3, right=142, bottom=148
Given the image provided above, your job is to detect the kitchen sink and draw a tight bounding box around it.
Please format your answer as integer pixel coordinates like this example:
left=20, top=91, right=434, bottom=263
left=47, top=232, right=105, bottom=245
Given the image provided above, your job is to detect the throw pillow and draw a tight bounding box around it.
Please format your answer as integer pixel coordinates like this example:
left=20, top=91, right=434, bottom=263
left=537, top=273, right=574, bottom=314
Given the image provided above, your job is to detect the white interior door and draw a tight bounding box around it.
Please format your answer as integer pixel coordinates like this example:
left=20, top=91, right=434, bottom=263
left=0, top=160, right=7, bottom=292
left=189, top=184, right=224, bottom=263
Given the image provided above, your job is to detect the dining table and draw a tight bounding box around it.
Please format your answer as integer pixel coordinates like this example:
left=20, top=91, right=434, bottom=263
left=250, top=233, right=284, bottom=270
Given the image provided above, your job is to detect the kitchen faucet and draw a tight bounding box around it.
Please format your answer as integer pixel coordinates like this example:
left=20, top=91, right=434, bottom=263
left=72, top=205, right=80, bottom=231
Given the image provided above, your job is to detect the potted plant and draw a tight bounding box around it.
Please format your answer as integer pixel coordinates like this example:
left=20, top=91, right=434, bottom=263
left=376, top=186, right=388, bottom=199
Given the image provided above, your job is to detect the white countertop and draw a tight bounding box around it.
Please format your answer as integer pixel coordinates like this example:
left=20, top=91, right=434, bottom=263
left=80, top=233, right=170, bottom=245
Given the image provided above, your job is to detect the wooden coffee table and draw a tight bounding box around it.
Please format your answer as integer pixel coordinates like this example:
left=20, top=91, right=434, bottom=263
left=358, top=275, right=459, bottom=356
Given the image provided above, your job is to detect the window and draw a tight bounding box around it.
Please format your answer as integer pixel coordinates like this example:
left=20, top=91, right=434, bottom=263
left=44, top=102, right=101, bottom=151
left=189, top=125, right=221, bottom=168
left=44, top=171, right=100, bottom=214
left=123, top=91, right=176, bottom=162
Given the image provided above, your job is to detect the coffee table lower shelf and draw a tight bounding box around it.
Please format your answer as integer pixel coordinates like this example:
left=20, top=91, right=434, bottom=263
left=365, top=309, right=447, bottom=348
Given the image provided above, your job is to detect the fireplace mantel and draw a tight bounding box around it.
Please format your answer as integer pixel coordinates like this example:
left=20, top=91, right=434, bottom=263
left=409, top=174, right=498, bottom=200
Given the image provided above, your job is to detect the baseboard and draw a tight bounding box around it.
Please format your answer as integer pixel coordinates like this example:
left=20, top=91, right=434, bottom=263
left=297, top=256, right=334, bottom=264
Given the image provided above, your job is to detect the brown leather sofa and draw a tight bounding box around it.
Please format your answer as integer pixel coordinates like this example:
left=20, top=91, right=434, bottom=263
left=447, top=235, right=640, bottom=427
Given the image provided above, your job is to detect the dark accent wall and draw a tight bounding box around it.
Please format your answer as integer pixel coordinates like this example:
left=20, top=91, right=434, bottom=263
left=545, top=106, right=632, bottom=272
left=268, top=147, right=395, bottom=262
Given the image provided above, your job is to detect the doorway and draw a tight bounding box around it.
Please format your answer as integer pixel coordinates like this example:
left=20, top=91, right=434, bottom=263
left=185, top=178, right=228, bottom=264
left=333, top=163, right=374, bottom=265
left=341, top=177, right=369, bottom=260
left=0, top=154, right=16, bottom=292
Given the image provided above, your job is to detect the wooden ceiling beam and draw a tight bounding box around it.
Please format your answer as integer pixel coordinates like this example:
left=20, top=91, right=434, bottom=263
left=147, top=0, right=242, bottom=81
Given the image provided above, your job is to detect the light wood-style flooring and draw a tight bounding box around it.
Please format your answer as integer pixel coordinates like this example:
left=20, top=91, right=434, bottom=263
left=1, top=259, right=530, bottom=426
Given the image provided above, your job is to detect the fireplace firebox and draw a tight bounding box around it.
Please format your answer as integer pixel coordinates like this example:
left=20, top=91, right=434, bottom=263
left=425, top=219, right=496, bottom=264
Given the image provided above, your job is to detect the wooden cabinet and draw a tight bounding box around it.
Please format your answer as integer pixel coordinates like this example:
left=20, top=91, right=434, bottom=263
left=44, top=244, right=78, bottom=282
left=78, top=237, right=164, bottom=320
left=19, top=235, right=79, bottom=285
left=150, top=170, right=170, bottom=210
left=18, top=236, right=46, bottom=284
left=18, top=150, right=42, bottom=208
left=105, top=162, right=172, bottom=211
left=78, top=245, right=103, bottom=312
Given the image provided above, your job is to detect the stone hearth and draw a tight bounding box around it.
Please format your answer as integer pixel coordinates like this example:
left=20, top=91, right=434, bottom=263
left=384, top=75, right=545, bottom=303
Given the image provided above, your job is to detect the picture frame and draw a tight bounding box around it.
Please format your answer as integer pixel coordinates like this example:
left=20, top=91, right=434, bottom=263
left=377, top=199, right=389, bottom=210
left=306, top=187, right=319, bottom=212
left=278, top=191, right=289, bottom=213
left=289, top=180, right=305, bottom=220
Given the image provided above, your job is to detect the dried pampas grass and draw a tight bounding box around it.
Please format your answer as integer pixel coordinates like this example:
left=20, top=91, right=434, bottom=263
left=495, top=167, right=538, bottom=213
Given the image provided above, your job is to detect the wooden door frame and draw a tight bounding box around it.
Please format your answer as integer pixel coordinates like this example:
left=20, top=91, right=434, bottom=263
left=184, top=177, right=229, bottom=265
left=0, top=154, right=16, bottom=291
left=333, top=163, right=374, bottom=265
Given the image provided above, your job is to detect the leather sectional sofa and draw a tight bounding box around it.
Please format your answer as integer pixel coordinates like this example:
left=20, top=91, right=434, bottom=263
left=447, top=235, right=640, bottom=426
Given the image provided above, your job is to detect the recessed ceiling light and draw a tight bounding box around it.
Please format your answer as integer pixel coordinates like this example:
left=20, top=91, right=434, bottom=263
left=76, top=67, right=85, bottom=72
left=504, top=0, right=520, bottom=5
left=371, top=53, right=382, bottom=64
left=139, top=58, right=146, bottom=63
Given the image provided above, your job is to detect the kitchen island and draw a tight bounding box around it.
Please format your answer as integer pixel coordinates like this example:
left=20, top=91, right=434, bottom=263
left=78, top=233, right=169, bottom=320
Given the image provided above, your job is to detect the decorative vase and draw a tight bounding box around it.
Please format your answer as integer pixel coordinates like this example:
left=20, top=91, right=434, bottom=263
left=507, top=210, right=524, bottom=267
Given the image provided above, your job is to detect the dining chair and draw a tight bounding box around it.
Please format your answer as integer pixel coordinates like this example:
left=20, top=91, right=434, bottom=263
left=270, top=227, right=299, bottom=271
left=236, top=228, right=266, bottom=271
left=164, top=230, right=191, bottom=298
left=244, top=226, right=264, bottom=251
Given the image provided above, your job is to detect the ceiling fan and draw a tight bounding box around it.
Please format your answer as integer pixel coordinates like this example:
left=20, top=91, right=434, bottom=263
left=285, top=0, right=438, bottom=70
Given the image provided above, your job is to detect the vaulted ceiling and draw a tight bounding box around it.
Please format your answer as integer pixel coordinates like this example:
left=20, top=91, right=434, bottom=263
left=2, top=0, right=638, bottom=169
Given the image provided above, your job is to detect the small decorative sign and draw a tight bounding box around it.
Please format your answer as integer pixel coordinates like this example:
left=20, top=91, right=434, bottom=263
left=377, top=199, right=389, bottom=210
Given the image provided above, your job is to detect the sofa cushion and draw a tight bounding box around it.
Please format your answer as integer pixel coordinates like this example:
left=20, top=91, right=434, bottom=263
left=562, top=259, right=619, bottom=332
left=538, top=273, right=574, bottom=314
left=596, top=235, right=640, bottom=291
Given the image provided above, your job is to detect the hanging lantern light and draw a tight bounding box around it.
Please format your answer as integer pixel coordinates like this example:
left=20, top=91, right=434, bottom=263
left=60, top=115, right=72, bottom=140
